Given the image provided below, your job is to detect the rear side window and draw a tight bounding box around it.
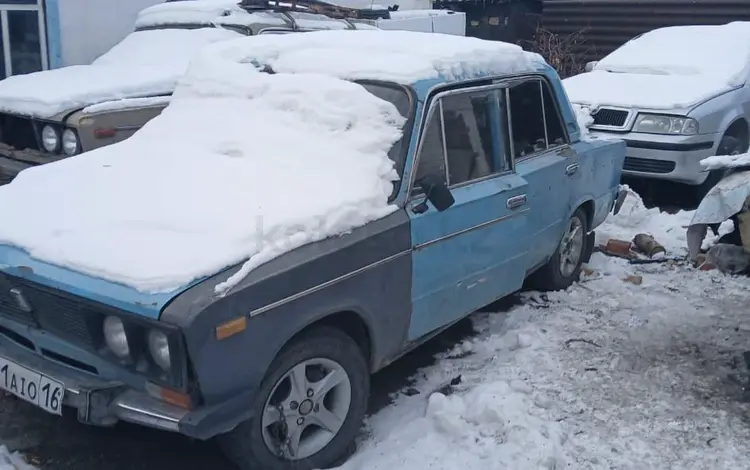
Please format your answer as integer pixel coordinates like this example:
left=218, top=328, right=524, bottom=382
left=507, top=79, right=569, bottom=160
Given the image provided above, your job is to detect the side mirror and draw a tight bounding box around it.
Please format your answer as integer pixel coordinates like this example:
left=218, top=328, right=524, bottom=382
left=584, top=61, right=598, bottom=73
left=414, top=174, right=455, bottom=213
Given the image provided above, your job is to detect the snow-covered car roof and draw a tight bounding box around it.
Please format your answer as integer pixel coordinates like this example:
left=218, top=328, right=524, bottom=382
left=0, top=27, right=242, bottom=119
left=594, top=21, right=750, bottom=87
left=135, top=0, right=349, bottom=30
left=0, top=31, right=540, bottom=294
left=196, top=28, right=539, bottom=84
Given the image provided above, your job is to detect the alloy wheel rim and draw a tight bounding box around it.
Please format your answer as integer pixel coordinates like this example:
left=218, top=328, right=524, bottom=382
left=261, top=357, right=352, bottom=460
left=559, top=216, right=584, bottom=277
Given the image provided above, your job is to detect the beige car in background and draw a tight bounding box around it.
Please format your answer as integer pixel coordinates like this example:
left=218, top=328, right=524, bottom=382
left=0, top=0, right=363, bottom=184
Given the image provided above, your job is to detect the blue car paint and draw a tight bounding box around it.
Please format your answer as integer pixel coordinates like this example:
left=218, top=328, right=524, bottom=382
left=514, top=150, right=578, bottom=269
left=406, top=173, right=530, bottom=340
left=0, top=244, right=183, bottom=319
left=404, top=63, right=621, bottom=341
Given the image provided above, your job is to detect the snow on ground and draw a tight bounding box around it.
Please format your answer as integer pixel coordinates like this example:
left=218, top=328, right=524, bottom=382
left=0, top=446, right=35, bottom=470
left=563, top=22, right=750, bottom=109
left=337, top=190, right=750, bottom=470
left=0, top=28, right=241, bottom=118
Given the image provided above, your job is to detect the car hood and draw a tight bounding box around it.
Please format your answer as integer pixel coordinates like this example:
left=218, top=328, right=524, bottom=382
left=0, top=244, right=203, bottom=319
left=563, top=70, right=734, bottom=111
left=0, top=64, right=187, bottom=120
left=0, top=27, right=243, bottom=120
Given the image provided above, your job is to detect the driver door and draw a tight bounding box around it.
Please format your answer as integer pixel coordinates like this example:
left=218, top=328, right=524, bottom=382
left=406, top=84, right=530, bottom=341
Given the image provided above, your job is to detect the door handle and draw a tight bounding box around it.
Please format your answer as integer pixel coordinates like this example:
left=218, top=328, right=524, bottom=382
left=506, top=194, right=527, bottom=209
left=565, top=163, right=579, bottom=176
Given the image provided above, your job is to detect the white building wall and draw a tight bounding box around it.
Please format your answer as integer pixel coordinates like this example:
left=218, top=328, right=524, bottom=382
left=57, top=0, right=162, bottom=66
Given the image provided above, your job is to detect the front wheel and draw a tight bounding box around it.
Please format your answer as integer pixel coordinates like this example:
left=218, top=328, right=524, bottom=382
left=527, top=208, right=589, bottom=291
left=219, top=327, right=370, bottom=470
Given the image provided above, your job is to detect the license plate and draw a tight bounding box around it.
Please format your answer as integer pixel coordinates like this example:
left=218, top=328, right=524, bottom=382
left=0, top=357, right=64, bottom=415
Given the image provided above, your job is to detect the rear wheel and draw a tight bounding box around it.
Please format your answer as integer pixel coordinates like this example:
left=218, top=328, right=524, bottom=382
left=527, top=208, right=589, bottom=291
left=219, top=327, right=369, bottom=470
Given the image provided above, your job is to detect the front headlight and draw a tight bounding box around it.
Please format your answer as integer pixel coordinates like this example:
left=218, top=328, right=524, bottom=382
left=633, top=114, right=698, bottom=135
left=41, top=125, right=60, bottom=152
left=148, top=330, right=171, bottom=371
left=61, top=129, right=80, bottom=156
left=103, top=316, right=130, bottom=358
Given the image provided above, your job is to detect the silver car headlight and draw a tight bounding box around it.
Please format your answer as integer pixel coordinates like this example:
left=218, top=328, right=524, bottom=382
left=41, top=125, right=60, bottom=152
left=103, top=316, right=130, bottom=359
left=148, top=330, right=171, bottom=371
left=633, top=114, right=698, bottom=135
left=61, top=129, right=80, bottom=156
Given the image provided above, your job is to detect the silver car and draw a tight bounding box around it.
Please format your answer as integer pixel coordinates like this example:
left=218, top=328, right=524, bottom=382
left=564, top=21, right=750, bottom=198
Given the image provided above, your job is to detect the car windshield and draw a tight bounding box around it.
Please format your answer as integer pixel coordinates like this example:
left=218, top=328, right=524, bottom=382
left=596, top=23, right=750, bottom=85
left=358, top=82, right=414, bottom=177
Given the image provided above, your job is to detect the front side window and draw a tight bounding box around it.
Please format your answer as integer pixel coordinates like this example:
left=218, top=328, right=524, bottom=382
left=441, top=89, right=511, bottom=186
left=410, top=86, right=514, bottom=196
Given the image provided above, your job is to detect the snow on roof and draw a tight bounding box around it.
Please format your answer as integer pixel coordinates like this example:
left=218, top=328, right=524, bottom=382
left=564, top=21, right=750, bottom=110
left=193, top=29, right=537, bottom=84
left=135, top=0, right=351, bottom=30
left=135, top=1, right=273, bottom=29
left=595, top=22, right=750, bottom=86
left=0, top=66, right=405, bottom=293
left=0, top=28, right=241, bottom=118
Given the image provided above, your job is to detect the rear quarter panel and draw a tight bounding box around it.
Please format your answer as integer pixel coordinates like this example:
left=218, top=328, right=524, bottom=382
left=572, top=138, right=626, bottom=229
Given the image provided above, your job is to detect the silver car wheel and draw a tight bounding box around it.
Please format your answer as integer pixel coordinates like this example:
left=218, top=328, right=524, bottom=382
left=261, top=357, right=352, bottom=460
left=559, top=215, right=585, bottom=277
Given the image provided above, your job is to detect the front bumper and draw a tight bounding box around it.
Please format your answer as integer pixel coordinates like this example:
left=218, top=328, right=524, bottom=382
left=590, top=131, right=720, bottom=186
left=0, top=145, right=61, bottom=185
left=0, top=336, right=189, bottom=432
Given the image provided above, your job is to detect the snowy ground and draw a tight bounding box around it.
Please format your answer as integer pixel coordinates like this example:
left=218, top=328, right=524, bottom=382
left=3, top=189, right=750, bottom=469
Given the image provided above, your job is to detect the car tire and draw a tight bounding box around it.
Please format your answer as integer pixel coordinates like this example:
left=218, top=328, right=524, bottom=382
left=527, top=208, right=589, bottom=291
left=692, top=135, right=744, bottom=202
left=218, top=327, right=369, bottom=470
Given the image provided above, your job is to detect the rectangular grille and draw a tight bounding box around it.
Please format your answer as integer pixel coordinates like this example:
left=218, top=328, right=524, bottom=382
left=592, top=108, right=629, bottom=127
left=623, top=157, right=676, bottom=174
left=0, top=114, right=39, bottom=151
left=0, top=274, right=98, bottom=348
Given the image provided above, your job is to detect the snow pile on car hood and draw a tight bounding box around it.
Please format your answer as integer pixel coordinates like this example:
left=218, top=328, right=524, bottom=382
left=0, top=53, right=406, bottom=293
left=0, top=28, right=241, bottom=118
left=564, top=21, right=750, bottom=109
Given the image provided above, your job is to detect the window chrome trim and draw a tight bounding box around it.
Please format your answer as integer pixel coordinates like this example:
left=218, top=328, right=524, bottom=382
left=514, top=143, right=570, bottom=164
left=406, top=82, right=514, bottom=200
left=539, top=81, right=549, bottom=147
left=438, top=99, right=449, bottom=186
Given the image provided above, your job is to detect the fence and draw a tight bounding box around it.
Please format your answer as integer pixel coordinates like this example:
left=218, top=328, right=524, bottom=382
left=542, top=0, right=750, bottom=64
